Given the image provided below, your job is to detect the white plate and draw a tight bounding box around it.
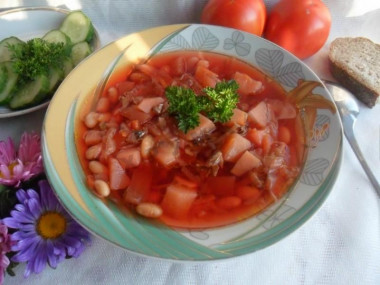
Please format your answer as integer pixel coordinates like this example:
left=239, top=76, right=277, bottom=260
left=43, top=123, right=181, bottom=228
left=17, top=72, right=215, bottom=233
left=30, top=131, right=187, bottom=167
left=0, top=7, right=99, bottom=118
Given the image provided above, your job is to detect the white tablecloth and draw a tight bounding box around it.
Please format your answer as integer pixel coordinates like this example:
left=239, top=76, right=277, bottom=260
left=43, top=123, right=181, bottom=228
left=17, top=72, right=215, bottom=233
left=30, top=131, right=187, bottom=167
left=1, top=1, right=380, bottom=284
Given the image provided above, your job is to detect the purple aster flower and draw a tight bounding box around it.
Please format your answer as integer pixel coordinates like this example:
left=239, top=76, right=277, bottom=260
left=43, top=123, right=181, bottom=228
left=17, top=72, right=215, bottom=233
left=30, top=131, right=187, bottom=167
left=0, top=222, right=12, bottom=285
left=0, top=132, right=44, bottom=187
left=3, top=180, right=90, bottom=278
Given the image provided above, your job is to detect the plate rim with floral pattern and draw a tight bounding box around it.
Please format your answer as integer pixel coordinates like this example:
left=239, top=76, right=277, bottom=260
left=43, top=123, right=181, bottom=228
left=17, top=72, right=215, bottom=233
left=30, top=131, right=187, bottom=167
left=42, top=24, right=343, bottom=262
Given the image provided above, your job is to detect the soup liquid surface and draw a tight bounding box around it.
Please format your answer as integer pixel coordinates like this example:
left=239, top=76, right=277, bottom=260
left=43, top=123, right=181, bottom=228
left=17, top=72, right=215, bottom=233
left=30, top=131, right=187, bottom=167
left=77, top=51, right=305, bottom=229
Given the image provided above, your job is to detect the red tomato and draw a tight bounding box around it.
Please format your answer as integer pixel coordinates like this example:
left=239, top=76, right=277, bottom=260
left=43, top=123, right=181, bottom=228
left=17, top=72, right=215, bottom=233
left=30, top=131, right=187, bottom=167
left=264, top=0, right=331, bottom=59
left=201, top=0, right=267, bottom=36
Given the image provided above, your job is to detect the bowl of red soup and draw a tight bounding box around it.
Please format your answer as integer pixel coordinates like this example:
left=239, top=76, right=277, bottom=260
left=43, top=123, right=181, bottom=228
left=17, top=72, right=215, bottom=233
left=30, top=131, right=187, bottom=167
left=42, top=24, right=343, bottom=261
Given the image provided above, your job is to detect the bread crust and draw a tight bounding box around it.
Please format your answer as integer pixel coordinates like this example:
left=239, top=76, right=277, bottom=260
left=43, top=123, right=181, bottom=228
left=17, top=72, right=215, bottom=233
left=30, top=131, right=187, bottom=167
left=329, top=61, right=378, bottom=108
left=328, top=37, right=379, bottom=108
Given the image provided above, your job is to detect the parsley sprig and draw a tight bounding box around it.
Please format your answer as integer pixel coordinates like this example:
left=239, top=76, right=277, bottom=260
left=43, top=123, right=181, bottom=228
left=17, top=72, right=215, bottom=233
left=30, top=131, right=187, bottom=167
left=165, top=80, right=239, bottom=133
left=8, top=38, right=71, bottom=83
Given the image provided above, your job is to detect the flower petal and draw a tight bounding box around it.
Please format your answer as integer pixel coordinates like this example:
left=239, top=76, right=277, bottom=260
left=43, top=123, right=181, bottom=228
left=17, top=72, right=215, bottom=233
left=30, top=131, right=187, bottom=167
left=18, top=132, right=41, bottom=163
left=12, top=162, right=25, bottom=177
left=33, top=244, right=48, bottom=274
left=0, top=138, right=16, bottom=164
left=14, top=203, right=26, bottom=212
left=40, top=180, right=59, bottom=210
left=26, top=189, right=40, bottom=201
left=16, top=223, right=36, bottom=233
left=11, top=229, right=36, bottom=241
left=3, top=217, right=20, bottom=229
left=10, top=209, right=35, bottom=223
left=27, top=198, right=42, bottom=220
left=16, top=189, right=28, bottom=203
left=12, top=234, right=41, bottom=252
left=46, top=241, right=58, bottom=269
left=12, top=236, right=40, bottom=262
left=0, top=164, right=10, bottom=178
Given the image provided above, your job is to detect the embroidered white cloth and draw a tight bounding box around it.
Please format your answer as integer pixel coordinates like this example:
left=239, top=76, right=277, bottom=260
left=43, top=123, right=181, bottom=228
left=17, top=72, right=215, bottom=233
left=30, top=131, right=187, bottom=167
left=1, top=0, right=379, bottom=284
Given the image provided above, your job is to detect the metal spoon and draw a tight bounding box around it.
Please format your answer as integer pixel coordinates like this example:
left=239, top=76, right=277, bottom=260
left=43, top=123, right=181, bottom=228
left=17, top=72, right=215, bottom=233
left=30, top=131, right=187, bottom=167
left=323, top=80, right=380, bottom=197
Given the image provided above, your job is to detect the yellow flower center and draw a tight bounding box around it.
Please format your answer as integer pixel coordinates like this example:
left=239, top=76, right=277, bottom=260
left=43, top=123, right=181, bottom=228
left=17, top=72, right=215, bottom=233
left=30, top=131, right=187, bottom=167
left=37, top=211, right=67, bottom=239
left=0, top=161, right=19, bottom=178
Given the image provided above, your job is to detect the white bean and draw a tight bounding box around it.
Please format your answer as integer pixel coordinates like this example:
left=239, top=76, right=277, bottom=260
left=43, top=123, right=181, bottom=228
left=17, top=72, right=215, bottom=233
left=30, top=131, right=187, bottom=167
left=84, top=130, right=103, bottom=146
left=85, top=144, right=102, bottom=160
left=88, top=160, right=107, bottom=174
left=84, top=112, right=99, bottom=128
left=107, top=86, right=119, bottom=104
left=96, top=97, right=110, bottom=113
left=140, top=135, right=154, bottom=158
left=136, top=203, right=163, bottom=218
left=94, top=180, right=110, bottom=197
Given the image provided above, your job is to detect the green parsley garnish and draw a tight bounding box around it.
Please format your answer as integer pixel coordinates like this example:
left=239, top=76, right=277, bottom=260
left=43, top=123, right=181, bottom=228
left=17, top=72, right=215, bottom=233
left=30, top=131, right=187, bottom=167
left=203, top=80, right=239, bottom=123
left=7, top=38, right=71, bottom=83
left=165, top=85, right=204, bottom=133
left=165, top=80, right=239, bottom=133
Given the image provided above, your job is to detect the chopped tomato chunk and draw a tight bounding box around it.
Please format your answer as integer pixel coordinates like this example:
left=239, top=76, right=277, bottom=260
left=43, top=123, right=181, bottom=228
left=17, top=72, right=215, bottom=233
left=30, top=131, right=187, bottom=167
left=161, top=184, right=197, bottom=217
left=233, top=71, right=262, bottom=95
left=184, top=114, right=216, bottom=140
left=195, top=65, right=219, bottom=87
left=227, top=108, right=248, bottom=126
left=221, top=133, right=251, bottom=162
left=248, top=101, right=272, bottom=128
left=116, top=148, right=141, bottom=169
left=152, top=139, right=179, bottom=167
left=123, top=165, right=152, bottom=204
left=137, top=97, right=164, bottom=113
left=246, top=128, right=266, bottom=147
left=121, top=105, right=153, bottom=123
left=231, top=151, right=262, bottom=176
left=109, top=158, right=130, bottom=190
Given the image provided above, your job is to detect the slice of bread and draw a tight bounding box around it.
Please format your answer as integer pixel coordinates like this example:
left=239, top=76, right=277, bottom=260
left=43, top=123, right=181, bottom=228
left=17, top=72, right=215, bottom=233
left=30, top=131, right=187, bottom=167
left=328, top=37, right=380, bottom=108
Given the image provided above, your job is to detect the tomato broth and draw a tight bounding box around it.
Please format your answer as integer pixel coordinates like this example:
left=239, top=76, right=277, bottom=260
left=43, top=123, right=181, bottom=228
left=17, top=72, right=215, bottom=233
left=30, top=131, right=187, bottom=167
left=76, top=51, right=305, bottom=229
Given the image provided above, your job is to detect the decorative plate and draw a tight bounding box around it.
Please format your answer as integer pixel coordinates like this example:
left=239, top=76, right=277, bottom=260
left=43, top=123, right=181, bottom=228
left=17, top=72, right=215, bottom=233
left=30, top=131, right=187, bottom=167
left=42, top=24, right=343, bottom=261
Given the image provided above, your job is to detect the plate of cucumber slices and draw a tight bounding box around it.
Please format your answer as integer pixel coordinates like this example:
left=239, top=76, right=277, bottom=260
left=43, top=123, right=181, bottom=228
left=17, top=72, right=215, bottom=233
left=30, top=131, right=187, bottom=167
left=0, top=6, right=100, bottom=118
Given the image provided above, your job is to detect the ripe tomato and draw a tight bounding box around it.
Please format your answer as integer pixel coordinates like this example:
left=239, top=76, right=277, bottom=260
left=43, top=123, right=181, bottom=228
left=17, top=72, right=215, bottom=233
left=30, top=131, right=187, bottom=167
left=264, top=0, right=331, bottom=59
left=201, top=0, right=267, bottom=36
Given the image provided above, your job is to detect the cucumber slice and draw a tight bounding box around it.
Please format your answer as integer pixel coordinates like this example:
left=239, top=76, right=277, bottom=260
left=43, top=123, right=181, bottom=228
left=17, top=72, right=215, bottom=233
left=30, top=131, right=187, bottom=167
left=0, top=37, right=24, bottom=62
left=47, top=67, right=63, bottom=92
left=9, top=74, right=50, bottom=109
left=43, top=29, right=71, bottom=45
left=71, top=41, right=92, bottom=66
left=60, top=11, right=94, bottom=44
left=0, top=63, right=6, bottom=93
left=0, top=61, right=18, bottom=104
left=62, top=59, right=74, bottom=78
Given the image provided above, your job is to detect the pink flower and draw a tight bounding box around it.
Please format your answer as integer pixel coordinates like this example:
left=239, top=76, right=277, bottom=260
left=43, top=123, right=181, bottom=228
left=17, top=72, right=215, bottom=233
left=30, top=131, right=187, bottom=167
left=0, top=132, right=43, bottom=187
left=0, top=222, right=12, bottom=285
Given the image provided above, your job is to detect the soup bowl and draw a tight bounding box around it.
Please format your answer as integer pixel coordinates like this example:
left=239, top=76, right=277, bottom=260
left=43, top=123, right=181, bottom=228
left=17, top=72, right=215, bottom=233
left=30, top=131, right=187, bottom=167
left=42, top=24, right=343, bottom=261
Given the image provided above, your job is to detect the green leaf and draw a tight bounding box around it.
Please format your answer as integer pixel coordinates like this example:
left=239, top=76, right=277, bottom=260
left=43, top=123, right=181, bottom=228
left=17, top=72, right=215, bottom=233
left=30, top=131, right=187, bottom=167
left=0, top=186, right=17, bottom=219
left=5, top=252, right=19, bottom=277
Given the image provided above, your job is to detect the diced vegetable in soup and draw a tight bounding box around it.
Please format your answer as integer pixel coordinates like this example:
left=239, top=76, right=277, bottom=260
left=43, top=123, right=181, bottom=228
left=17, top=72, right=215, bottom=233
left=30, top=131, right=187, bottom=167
left=77, top=51, right=305, bottom=229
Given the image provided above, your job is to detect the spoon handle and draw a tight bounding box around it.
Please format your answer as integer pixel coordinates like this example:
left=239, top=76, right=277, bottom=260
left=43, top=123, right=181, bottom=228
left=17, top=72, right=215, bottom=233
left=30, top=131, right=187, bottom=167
left=344, top=122, right=380, bottom=197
